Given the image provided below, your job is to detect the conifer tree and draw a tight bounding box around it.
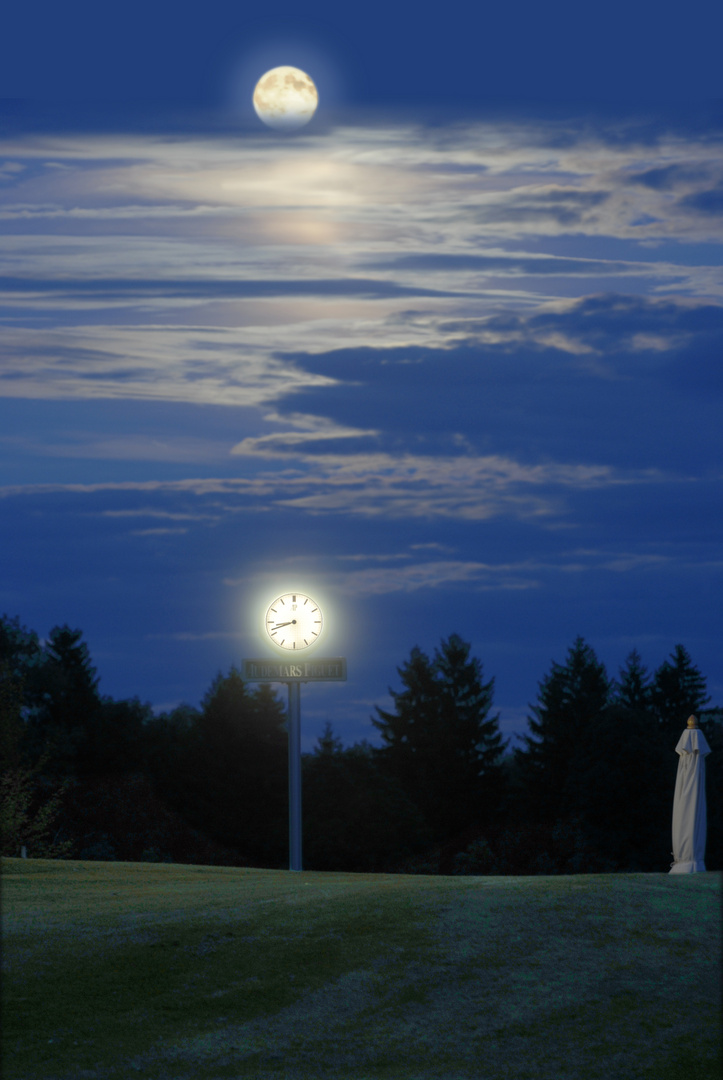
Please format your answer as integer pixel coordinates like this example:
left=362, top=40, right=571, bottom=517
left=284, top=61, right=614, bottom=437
left=650, top=645, right=711, bottom=738
left=511, top=636, right=611, bottom=825
left=431, top=634, right=508, bottom=834
left=312, top=720, right=344, bottom=757
left=301, top=725, right=435, bottom=872
left=173, top=667, right=288, bottom=864
left=24, top=625, right=103, bottom=779
left=370, top=635, right=507, bottom=840
left=614, top=648, right=653, bottom=713
left=369, top=645, right=441, bottom=813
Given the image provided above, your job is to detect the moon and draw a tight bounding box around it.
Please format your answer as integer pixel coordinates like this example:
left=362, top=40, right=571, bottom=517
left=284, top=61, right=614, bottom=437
left=253, top=66, right=318, bottom=131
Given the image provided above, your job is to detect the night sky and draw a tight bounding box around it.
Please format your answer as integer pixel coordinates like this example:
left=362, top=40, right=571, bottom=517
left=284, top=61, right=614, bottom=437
left=2, top=1, right=722, bottom=754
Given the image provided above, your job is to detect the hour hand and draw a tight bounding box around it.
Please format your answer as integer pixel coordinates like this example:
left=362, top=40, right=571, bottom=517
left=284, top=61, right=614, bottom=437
left=272, top=620, right=294, bottom=628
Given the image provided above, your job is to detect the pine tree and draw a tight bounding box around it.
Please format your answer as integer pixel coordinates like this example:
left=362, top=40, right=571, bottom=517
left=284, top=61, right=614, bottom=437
left=614, top=649, right=653, bottom=713
left=369, top=645, right=441, bottom=815
left=312, top=720, right=344, bottom=757
left=24, top=626, right=103, bottom=779
left=511, top=636, right=611, bottom=825
left=176, top=668, right=288, bottom=864
left=0, top=614, right=42, bottom=683
left=431, top=634, right=508, bottom=834
left=370, top=636, right=508, bottom=840
left=301, top=735, right=437, bottom=873
left=651, top=645, right=711, bottom=739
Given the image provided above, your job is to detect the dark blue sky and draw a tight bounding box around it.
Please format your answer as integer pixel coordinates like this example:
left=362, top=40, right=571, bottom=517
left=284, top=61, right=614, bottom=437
left=3, top=0, right=723, bottom=113
left=1, top=1, right=722, bottom=754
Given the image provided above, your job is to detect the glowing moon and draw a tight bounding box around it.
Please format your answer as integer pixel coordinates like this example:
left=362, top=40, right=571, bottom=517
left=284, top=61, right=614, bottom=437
left=253, top=66, right=318, bottom=131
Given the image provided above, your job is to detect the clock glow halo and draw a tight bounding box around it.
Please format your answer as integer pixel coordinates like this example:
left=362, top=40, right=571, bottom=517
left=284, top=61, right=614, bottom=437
left=264, top=591, right=324, bottom=653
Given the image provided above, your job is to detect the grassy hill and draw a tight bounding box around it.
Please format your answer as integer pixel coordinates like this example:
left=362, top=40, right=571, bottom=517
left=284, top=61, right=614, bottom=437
left=2, top=858, right=720, bottom=1080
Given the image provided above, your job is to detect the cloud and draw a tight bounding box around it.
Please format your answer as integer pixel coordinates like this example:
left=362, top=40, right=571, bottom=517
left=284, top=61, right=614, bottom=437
left=482, top=293, right=723, bottom=353
left=627, top=164, right=715, bottom=191
left=679, top=182, right=723, bottom=216
left=0, top=451, right=670, bottom=523
left=0, top=275, right=468, bottom=302
left=365, top=252, right=633, bottom=276
left=0, top=325, right=340, bottom=407
left=0, top=432, right=235, bottom=463
left=130, top=527, right=189, bottom=535
left=333, top=559, right=542, bottom=595
left=230, top=412, right=379, bottom=457
left=474, top=188, right=610, bottom=227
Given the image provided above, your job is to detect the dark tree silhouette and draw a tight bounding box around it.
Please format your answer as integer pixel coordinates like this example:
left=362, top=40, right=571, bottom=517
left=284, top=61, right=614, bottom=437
left=0, top=614, right=42, bottom=685
left=22, top=625, right=103, bottom=780
left=369, top=644, right=441, bottom=825
left=559, top=702, right=672, bottom=870
left=4, top=611, right=720, bottom=873
left=507, top=636, right=612, bottom=828
left=300, top=724, right=437, bottom=873
left=158, top=667, right=289, bottom=866
left=370, top=634, right=508, bottom=842
left=614, top=648, right=653, bottom=713
left=651, top=645, right=711, bottom=739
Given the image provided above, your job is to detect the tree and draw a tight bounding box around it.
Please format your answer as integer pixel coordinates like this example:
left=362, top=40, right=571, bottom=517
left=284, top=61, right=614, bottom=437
left=651, top=645, right=711, bottom=740
left=160, top=668, right=289, bottom=866
left=370, top=635, right=508, bottom=842
left=312, top=720, right=345, bottom=758
left=1, top=660, right=27, bottom=771
left=301, top=727, right=437, bottom=873
left=369, top=645, right=442, bottom=825
left=1, top=658, right=72, bottom=858
left=429, top=634, right=508, bottom=835
left=0, top=758, right=73, bottom=859
left=613, top=649, right=653, bottom=713
left=23, top=625, right=103, bottom=779
left=509, top=636, right=612, bottom=827
left=84, top=696, right=155, bottom=778
left=0, top=614, right=42, bottom=685
left=558, top=702, right=672, bottom=870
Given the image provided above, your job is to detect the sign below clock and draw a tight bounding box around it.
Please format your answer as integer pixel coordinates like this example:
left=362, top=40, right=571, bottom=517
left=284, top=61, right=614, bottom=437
left=243, top=657, right=347, bottom=682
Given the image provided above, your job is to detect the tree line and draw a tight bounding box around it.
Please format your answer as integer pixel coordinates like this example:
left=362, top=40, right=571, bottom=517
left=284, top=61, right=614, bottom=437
left=1, top=613, right=720, bottom=875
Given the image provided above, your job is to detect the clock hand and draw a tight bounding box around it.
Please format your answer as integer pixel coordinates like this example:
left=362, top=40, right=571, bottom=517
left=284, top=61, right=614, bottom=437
left=273, top=620, right=296, bottom=628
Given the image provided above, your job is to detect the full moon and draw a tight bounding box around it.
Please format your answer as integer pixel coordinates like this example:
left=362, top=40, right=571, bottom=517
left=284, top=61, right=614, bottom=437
left=253, top=66, right=318, bottom=131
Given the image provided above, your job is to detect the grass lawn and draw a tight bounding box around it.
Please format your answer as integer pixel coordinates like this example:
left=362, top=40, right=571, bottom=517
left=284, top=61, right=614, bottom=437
left=1, top=858, right=721, bottom=1080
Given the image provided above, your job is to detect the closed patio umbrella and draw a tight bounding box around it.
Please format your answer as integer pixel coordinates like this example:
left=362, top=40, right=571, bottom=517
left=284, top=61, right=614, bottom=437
left=669, top=715, right=711, bottom=874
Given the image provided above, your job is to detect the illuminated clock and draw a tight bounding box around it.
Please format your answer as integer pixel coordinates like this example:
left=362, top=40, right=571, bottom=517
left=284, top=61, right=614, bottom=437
left=264, top=592, right=323, bottom=651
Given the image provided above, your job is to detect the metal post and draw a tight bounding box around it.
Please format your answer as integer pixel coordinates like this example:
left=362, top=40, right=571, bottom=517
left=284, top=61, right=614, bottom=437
left=287, top=681, right=302, bottom=871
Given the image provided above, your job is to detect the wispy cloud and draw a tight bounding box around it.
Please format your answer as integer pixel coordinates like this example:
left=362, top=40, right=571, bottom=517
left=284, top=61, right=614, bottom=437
left=0, top=453, right=679, bottom=522
left=2, top=110, right=721, bottom=746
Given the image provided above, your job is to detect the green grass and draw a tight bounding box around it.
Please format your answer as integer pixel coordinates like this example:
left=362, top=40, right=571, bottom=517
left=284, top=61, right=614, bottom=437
left=2, top=858, right=721, bottom=1080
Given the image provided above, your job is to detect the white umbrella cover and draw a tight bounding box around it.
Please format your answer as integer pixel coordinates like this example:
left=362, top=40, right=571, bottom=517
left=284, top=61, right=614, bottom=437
left=669, top=716, right=712, bottom=874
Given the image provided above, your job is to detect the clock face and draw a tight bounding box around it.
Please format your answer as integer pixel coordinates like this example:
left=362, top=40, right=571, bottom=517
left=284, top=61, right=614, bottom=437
left=264, top=592, right=323, bottom=651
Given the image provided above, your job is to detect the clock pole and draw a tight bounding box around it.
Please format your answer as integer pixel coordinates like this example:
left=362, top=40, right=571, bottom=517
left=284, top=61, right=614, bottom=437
left=246, top=589, right=346, bottom=874
left=243, top=657, right=347, bottom=874
left=287, top=680, right=302, bottom=872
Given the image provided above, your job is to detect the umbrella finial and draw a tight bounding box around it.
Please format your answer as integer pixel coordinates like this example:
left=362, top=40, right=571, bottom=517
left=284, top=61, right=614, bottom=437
left=687, top=715, right=698, bottom=728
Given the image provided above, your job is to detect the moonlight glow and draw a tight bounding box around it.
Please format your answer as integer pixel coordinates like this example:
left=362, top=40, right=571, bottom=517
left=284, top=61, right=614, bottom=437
left=253, top=66, right=318, bottom=130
